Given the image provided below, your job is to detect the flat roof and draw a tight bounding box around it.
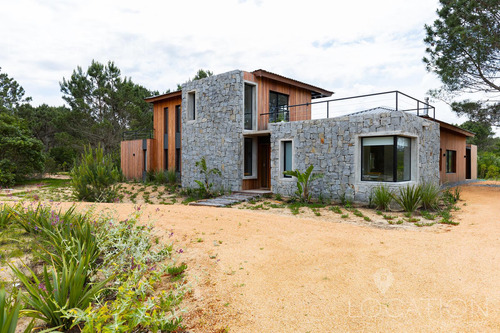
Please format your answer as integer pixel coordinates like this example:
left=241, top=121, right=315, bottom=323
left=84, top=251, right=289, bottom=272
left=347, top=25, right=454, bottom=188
left=252, top=69, right=333, bottom=99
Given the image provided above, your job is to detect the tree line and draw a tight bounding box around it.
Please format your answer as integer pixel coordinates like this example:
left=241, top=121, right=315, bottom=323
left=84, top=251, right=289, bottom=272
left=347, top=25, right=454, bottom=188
left=0, top=58, right=213, bottom=186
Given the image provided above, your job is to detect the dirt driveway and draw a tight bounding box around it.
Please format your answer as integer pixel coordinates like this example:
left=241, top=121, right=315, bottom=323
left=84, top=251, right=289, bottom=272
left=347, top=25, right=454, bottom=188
left=52, top=183, right=500, bottom=332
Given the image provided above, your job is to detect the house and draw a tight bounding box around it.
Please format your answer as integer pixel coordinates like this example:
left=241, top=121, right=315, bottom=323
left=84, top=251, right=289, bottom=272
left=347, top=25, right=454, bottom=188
left=120, top=69, right=476, bottom=202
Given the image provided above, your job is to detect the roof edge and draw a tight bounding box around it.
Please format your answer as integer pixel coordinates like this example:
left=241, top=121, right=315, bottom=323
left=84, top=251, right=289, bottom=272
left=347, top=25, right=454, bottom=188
left=144, top=90, right=182, bottom=103
left=422, top=116, right=475, bottom=137
left=252, top=69, right=333, bottom=98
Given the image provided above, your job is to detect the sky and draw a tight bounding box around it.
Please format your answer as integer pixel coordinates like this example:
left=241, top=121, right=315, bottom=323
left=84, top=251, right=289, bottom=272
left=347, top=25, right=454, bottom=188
left=0, top=0, right=485, bottom=131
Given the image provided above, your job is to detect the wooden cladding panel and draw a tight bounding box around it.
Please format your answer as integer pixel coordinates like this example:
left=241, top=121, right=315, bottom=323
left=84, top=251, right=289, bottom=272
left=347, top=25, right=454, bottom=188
left=439, top=129, right=467, bottom=184
left=242, top=179, right=259, bottom=190
left=152, top=96, right=182, bottom=171
left=469, top=144, right=477, bottom=180
left=243, top=73, right=312, bottom=131
left=121, top=139, right=152, bottom=180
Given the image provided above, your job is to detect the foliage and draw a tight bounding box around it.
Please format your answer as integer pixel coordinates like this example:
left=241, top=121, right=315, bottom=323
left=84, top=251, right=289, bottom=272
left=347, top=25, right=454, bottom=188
left=371, top=185, right=393, bottom=211
left=392, top=184, right=422, bottom=215
left=0, top=288, right=34, bottom=333
left=0, top=112, right=45, bottom=187
left=478, top=152, right=500, bottom=179
left=60, top=60, right=157, bottom=153
left=194, top=157, right=222, bottom=198
left=9, top=203, right=101, bottom=271
left=0, top=67, right=31, bottom=113
left=71, top=144, right=121, bottom=202
left=68, top=273, right=183, bottom=333
left=458, top=120, right=499, bottom=151
left=11, top=255, right=111, bottom=330
left=420, top=182, right=442, bottom=211
left=423, top=0, right=499, bottom=126
left=146, top=169, right=178, bottom=185
left=283, top=165, right=323, bottom=203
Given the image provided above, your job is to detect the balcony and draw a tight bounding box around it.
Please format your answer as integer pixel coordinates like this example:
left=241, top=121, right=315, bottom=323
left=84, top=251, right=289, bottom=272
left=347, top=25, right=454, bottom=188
left=261, top=91, right=435, bottom=127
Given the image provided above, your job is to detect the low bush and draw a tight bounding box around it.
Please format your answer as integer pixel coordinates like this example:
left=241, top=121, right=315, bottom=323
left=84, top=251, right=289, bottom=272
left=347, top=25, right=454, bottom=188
left=392, top=184, right=422, bottom=215
left=372, top=185, right=393, bottom=211
left=420, top=182, right=441, bottom=211
left=71, top=145, right=121, bottom=202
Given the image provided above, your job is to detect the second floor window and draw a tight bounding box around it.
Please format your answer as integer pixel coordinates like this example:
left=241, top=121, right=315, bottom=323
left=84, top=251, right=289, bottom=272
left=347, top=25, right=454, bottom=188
left=269, top=91, right=289, bottom=122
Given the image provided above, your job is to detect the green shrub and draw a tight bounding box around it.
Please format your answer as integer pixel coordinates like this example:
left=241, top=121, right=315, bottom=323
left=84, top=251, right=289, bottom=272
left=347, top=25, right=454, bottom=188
left=420, top=182, right=441, bottom=211
left=71, top=145, right=121, bottom=202
left=0, top=204, right=13, bottom=229
left=283, top=165, right=323, bottom=203
left=372, top=185, right=393, bottom=211
left=0, top=288, right=34, bottom=333
left=194, top=157, right=222, bottom=198
left=392, top=184, right=422, bottom=215
left=11, top=255, right=111, bottom=330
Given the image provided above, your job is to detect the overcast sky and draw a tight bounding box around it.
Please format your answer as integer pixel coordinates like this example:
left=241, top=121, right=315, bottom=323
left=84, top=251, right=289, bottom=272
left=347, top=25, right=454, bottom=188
left=0, top=0, right=480, bottom=129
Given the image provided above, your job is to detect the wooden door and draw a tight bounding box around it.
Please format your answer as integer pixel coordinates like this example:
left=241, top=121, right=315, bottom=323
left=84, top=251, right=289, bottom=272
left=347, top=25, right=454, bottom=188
left=258, top=143, right=270, bottom=189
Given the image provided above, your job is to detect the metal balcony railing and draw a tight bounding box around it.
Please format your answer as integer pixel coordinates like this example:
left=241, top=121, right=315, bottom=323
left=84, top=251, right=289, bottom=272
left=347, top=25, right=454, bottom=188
left=260, top=91, right=435, bottom=123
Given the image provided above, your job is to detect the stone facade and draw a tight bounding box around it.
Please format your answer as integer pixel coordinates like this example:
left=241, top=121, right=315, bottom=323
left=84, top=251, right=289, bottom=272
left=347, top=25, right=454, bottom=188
left=269, top=110, right=440, bottom=203
left=181, top=70, right=244, bottom=191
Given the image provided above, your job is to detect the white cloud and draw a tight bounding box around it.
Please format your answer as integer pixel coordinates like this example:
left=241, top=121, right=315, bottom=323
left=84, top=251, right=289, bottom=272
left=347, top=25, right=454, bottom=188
left=2, top=0, right=495, bottom=134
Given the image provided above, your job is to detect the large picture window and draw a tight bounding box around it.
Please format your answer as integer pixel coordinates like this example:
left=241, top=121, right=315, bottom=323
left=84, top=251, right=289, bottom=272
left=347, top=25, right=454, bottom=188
left=446, top=150, right=456, bottom=173
left=361, top=136, right=411, bottom=182
left=269, top=91, right=289, bottom=122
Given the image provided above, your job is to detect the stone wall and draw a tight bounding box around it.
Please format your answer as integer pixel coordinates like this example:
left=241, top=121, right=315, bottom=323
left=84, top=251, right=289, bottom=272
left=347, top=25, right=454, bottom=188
left=181, top=70, right=244, bottom=191
left=269, top=110, right=440, bottom=203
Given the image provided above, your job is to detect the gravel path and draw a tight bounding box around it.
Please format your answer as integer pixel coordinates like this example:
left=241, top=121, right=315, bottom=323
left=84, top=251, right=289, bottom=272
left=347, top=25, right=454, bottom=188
left=17, top=182, right=500, bottom=332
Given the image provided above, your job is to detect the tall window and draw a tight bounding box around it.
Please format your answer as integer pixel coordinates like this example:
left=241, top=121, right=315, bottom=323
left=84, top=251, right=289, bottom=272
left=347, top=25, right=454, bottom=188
left=175, top=149, right=181, bottom=173
left=269, top=91, right=289, bottom=122
left=361, top=136, right=411, bottom=182
left=164, top=107, right=168, bottom=170
left=282, top=140, right=293, bottom=178
left=244, top=138, right=253, bottom=176
left=244, top=84, right=255, bottom=130
left=175, top=105, right=181, bottom=134
left=446, top=150, right=456, bottom=173
left=187, top=91, right=196, bottom=121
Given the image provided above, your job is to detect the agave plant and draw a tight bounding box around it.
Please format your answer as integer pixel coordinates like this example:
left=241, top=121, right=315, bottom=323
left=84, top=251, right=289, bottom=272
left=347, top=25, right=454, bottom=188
left=371, top=185, right=393, bottom=211
left=392, top=184, right=422, bottom=215
left=10, top=254, right=111, bottom=330
left=283, top=165, right=323, bottom=203
left=420, top=182, right=441, bottom=211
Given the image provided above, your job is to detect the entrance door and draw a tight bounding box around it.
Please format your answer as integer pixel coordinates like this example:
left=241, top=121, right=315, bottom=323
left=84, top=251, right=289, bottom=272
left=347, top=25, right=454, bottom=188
left=258, top=136, right=271, bottom=189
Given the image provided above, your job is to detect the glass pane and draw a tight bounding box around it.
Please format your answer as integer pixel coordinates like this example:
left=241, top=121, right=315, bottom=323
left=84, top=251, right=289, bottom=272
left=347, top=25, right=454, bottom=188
left=244, top=85, right=253, bottom=130
left=284, top=141, right=292, bottom=173
left=244, top=138, right=253, bottom=176
left=396, top=137, right=411, bottom=181
left=362, top=138, right=394, bottom=181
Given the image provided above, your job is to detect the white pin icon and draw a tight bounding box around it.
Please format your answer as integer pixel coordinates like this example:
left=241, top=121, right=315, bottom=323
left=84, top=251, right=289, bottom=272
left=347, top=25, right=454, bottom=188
left=373, top=268, right=394, bottom=294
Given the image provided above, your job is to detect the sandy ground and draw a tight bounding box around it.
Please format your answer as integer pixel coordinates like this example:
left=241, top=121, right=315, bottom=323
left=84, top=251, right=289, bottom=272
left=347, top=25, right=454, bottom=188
left=5, top=182, right=500, bottom=332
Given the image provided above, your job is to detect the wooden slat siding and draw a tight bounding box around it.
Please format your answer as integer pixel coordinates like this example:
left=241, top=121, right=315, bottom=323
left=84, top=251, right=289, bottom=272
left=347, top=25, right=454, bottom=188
left=242, top=179, right=259, bottom=190
left=469, top=144, right=477, bottom=180
left=242, top=74, right=311, bottom=131
left=151, top=95, right=182, bottom=172
left=439, top=128, right=468, bottom=184
left=121, top=140, right=147, bottom=180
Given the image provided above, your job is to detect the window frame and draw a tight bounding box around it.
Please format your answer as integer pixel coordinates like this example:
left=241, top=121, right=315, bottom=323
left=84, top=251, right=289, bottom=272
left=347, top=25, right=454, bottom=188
left=187, top=91, right=196, bottom=121
left=269, top=91, right=289, bottom=122
left=360, top=135, right=412, bottom=182
left=243, top=137, right=257, bottom=179
left=280, top=139, right=294, bottom=179
left=243, top=82, right=257, bottom=131
left=446, top=150, right=457, bottom=174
